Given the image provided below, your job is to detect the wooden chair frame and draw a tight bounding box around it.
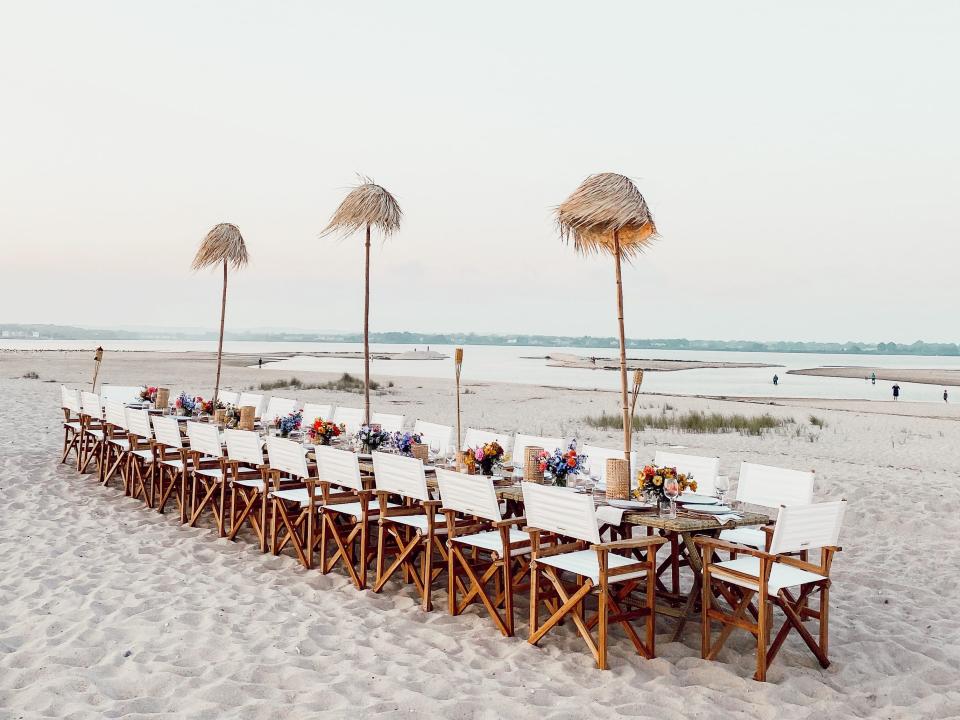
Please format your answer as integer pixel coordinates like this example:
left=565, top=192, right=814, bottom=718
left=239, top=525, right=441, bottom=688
left=527, top=529, right=666, bottom=670
left=189, top=454, right=261, bottom=537
left=124, top=431, right=155, bottom=506
left=268, top=470, right=323, bottom=569
left=318, top=480, right=381, bottom=589
left=696, top=536, right=840, bottom=682
left=61, top=404, right=82, bottom=465
left=227, top=461, right=271, bottom=551
left=152, top=442, right=190, bottom=524
left=77, top=409, right=105, bottom=476
left=445, top=512, right=531, bottom=637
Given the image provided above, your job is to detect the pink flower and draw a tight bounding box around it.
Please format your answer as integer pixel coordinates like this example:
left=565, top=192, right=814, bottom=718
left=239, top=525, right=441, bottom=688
left=474, top=448, right=484, bottom=462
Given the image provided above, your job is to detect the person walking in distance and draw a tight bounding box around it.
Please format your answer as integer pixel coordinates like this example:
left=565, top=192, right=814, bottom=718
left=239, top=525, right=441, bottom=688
left=773, top=374, right=779, bottom=386
left=944, top=388, right=949, bottom=403
left=258, top=357, right=263, bottom=370
left=892, top=383, right=900, bottom=401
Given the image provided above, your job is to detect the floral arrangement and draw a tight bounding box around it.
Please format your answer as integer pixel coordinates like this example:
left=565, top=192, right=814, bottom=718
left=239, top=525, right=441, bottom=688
left=175, top=391, right=197, bottom=414
left=538, top=441, right=586, bottom=487
left=308, top=417, right=345, bottom=444
left=634, top=465, right=696, bottom=501
left=392, top=431, right=424, bottom=456
left=140, top=386, right=158, bottom=403
left=277, top=410, right=303, bottom=438
left=472, top=441, right=504, bottom=475
left=354, top=424, right=390, bottom=452
left=197, top=397, right=224, bottom=415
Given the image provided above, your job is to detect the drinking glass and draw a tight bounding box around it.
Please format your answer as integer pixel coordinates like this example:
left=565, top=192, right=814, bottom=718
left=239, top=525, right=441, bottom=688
left=715, top=476, right=730, bottom=506
left=663, top=477, right=680, bottom=519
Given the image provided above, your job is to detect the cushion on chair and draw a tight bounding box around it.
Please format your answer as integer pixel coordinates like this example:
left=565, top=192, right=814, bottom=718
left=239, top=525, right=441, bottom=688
left=718, top=526, right=767, bottom=549
left=452, top=528, right=531, bottom=557
left=536, top=549, right=647, bottom=585
left=709, top=557, right=827, bottom=594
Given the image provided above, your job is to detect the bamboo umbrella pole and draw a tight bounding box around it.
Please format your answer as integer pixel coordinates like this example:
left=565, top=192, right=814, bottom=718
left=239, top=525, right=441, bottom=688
left=363, top=223, right=372, bottom=425
left=212, top=259, right=228, bottom=409
left=612, top=230, right=631, bottom=460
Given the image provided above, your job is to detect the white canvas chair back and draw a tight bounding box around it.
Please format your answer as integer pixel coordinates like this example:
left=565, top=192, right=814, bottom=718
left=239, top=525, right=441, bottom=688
left=302, top=403, right=334, bottom=424
left=105, top=400, right=128, bottom=429
left=414, top=420, right=454, bottom=456
left=436, top=468, right=502, bottom=522
left=522, top=482, right=601, bottom=545
left=735, top=462, right=815, bottom=509
left=225, top=429, right=264, bottom=466
left=462, top=428, right=513, bottom=452
left=372, top=451, right=429, bottom=502
left=100, top=385, right=144, bottom=405
left=654, top=451, right=720, bottom=496
left=61, top=385, right=81, bottom=413
left=81, top=391, right=102, bottom=418
left=238, top=392, right=264, bottom=416
left=581, top=444, right=638, bottom=483
left=514, top=433, right=564, bottom=468
left=372, top=412, right=405, bottom=433
left=333, top=406, right=365, bottom=434
left=218, top=390, right=239, bottom=406
left=265, top=436, right=310, bottom=480
left=264, top=396, right=298, bottom=422
left=152, top=416, right=183, bottom=448
left=768, top=500, right=846, bottom=555
left=125, top=408, right=152, bottom=439
left=187, top=421, right=223, bottom=458
left=315, top=446, right=363, bottom=491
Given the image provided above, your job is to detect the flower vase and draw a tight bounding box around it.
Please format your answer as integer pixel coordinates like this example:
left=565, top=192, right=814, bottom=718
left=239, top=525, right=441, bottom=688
left=658, top=497, right=675, bottom=519
left=480, top=460, right=494, bottom=476
left=318, top=436, right=331, bottom=446
left=553, top=473, right=567, bottom=488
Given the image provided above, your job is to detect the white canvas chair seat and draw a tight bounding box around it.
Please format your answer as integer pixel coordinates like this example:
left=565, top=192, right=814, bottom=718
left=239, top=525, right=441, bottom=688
left=195, top=467, right=223, bottom=479
left=65, top=420, right=81, bottom=430
left=131, top=449, right=154, bottom=463
left=718, top=526, right=766, bottom=549
left=452, top=528, right=530, bottom=557
left=537, top=549, right=650, bottom=586
left=107, top=437, right=130, bottom=449
left=388, top=513, right=448, bottom=533
left=85, top=429, right=104, bottom=440
left=233, top=477, right=265, bottom=488
left=325, top=499, right=397, bottom=518
left=269, top=486, right=323, bottom=507
left=160, top=459, right=185, bottom=470
left=710, top=557, right=827, bottom=594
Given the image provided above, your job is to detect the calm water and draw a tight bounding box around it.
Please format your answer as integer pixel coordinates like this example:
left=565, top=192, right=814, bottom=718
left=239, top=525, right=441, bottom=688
left=4, top=339, right=958, bottom=403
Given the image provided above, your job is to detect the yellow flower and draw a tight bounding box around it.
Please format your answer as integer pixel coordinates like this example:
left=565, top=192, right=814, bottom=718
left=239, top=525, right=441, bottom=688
left=653, top=476, right=663, bottom=486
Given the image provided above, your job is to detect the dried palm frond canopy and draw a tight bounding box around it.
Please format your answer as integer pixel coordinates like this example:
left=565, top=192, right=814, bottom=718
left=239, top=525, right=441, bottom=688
left=192, top=223, right=250, bottom=270
left=556, top=173, right=657, bottom=258
left=320, top=179, right=402, bottom=239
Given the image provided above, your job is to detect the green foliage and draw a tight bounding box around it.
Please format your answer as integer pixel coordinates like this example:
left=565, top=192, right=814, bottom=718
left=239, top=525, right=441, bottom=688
left=584, top=409, right=791, bottom=436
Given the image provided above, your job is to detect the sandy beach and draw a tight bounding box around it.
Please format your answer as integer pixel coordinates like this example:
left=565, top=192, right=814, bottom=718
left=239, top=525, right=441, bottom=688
left=2, top=350, right=959, bottom=719
left=789, top=366, right=960, bottom=388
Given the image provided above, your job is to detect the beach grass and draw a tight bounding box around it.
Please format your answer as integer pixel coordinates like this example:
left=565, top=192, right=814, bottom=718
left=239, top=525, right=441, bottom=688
left=809, top=414, right=827, bottom=428
left=584, top=409, right=792, bottom=436
left=254, top=374, right=382, bottom=393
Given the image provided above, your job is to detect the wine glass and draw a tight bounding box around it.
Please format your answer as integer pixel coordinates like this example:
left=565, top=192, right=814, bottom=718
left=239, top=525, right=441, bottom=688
left=715, top=476, right=730, bottom=506
left=663, top=477, right=680, bottom=519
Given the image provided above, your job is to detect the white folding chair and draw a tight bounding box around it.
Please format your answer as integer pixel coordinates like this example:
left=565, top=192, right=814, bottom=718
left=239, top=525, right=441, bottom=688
left=654, top=451, right=722, bottom=497
left=124, top=408, right=155, bottom=505
left=413, top=420, right=454, bottom=458
left=151, top=415, right=190, bottom=523
left=185, top=421, right=232, bottom=535
left=462, top=428, right=513, bottom=453
left=238, top=392, right=264, bottom=417
left=438, top=468, right=531, bottom=636
left=60, top=386, right=83, bottom=464
left=78, top=391, right=104, bottom=475
left=263, top=396, right=298, bottom=425
left=315, top=446, right=388, bottom=589
left=372, top=412, right=405, bottom=433
left=99, top=385, right=144, bottom=405
left=581, top=444, right=639, bottom=486
left=372, top=452, right=449, bottom=611
left=225, top=429, right=270, bottom=550
left=523, top=482, right=665, bottom=669
left=301, top=403, right=334, bottom=425
left=219, top=390, right=240, bottom=406
left=720, top=463, right=816, bottom=549
left=333, top=406, right=365, bottom=434
left=698, top=500, right=846, bottom=681
left=265, top=437, right=322, bottom=568
left=100, top=399, right=130, bottom=487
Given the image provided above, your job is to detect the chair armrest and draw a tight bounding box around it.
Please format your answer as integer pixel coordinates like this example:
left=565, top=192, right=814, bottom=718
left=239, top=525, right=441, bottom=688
left=694, top=536, right=768, bottom=559
left=493, top=515, right=526, bottom=528
left=591, top=536, right=667, bottom=552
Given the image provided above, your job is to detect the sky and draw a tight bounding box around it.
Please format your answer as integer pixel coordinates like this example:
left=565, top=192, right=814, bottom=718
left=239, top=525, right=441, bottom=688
left=0, top=1, right=957, bottom=344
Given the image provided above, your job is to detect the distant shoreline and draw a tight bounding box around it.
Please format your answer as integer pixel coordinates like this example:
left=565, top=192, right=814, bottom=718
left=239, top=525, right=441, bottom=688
left=788, top=366, right=960, bottom=387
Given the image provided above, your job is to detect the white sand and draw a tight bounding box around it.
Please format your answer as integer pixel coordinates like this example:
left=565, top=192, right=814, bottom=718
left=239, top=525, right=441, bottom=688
left=2, top=351, right=959, bottom=719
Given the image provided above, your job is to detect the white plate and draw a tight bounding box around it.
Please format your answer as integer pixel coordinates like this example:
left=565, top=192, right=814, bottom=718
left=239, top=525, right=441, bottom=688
left=607, top=500, right=653, bottom=510
left=677, top=494, right=719, bottom=505
left=689, top=504, right=734, bottom=514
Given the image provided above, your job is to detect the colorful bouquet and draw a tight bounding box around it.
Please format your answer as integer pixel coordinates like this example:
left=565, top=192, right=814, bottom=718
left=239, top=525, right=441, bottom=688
left=196, top=397, right=224, bottom=415
left=308, top=417, right=345, bottom=445
left=634, top=465, right=696, bottom=502
left=140, top=386, right=158, bottom=403
left=473, top=441, right=504, bottom=475
left=538, top=441, right=586, bottom=487
left=277, top=410, right=303, bottom=438
left=355, top=424, right=391, bottom=452
left=175, top=391, right=197, bottom=414
left=392, top=431, right=424, bottom=456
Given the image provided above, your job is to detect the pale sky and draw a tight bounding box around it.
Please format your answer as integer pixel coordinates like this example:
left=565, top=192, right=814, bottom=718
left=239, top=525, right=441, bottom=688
left=1, top=1, right=957, bottom=343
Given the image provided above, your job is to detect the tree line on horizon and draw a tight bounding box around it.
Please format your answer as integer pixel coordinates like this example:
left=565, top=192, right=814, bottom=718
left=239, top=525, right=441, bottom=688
left=2, top=323, right=959, bottom=357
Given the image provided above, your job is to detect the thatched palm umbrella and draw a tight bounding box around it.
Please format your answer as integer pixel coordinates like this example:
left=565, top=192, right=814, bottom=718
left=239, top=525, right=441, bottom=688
left=556, top=173, right=658, bottom=459
left=192, top=223, right=249, bottom=409
left=321, top=179, right=402, bottom=424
